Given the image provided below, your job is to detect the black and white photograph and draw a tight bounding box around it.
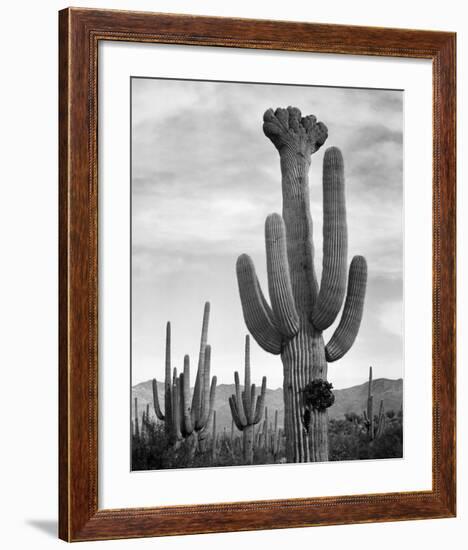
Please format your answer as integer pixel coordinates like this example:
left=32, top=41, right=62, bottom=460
left=130, top=77, right=404, bottom=470
left=1, top=0, right=461, bottom=546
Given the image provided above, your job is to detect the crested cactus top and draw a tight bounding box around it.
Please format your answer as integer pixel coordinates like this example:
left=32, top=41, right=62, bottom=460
left=263, top=106, right=328, bottom=160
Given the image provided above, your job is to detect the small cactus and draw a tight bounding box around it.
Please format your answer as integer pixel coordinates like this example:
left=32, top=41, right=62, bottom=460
left=229, top=335, right=267, bottom=464
left=211, top=411, right=217, bottom=462
left=375, top=399, right=386, bottom=439
left=133, top=397, right=140, bottom=440
left=366, top=366, right=374, bottom=440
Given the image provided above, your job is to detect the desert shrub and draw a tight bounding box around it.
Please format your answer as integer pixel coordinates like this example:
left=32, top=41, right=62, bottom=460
left=344, top=412, right=361, bottom=423
left=329, top=414, right=403, bottom=461
left=131, top=421, right=169, bottom=470
left=132, top=419, right=288, bottom=469
left=133, top=414, right=402, bottom=469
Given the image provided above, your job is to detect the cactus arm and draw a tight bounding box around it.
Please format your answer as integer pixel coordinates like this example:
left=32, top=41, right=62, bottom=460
left=376, top=399, right=385, bottom=438
left=229, top=396, right=245, bottom=431
left=368, top=366, right=373, bottom=400
left=312, top=147, right=348, bottom=330
left=199, top=345, right=212, bottom=426
left=366, top=366, right=374, bottom=439
left=253, top=376, right=267, bottom=424
left=191, top=302, right=210, bottom=426
left=325, top=255, right=368, bottom=362
left=234, top=371, right=248, bottom=426
left=171, top=368, right=182, bottom=442
left=265, top=213, right=300, bottom=338
left=191, top=364, right=202, bottom=427
left=206, top=376, right=217, bottom=428
left=248, top=384, right=257, bottom=424
left=236, top=254, right=283, bottom=355
left=197, top=376, right=217, bottom=449
left=241, top=390, right=250, bottom=425
left=152, top=378, right=165, bottom=421
left=164, top=322, right=172, bottom=429
left=181, top=354, right=193, bottom=435
left=243, top=336, right=252, bottom=415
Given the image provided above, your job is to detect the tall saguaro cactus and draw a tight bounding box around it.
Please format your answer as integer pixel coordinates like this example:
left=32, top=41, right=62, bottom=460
left=180, top=302, right=218, bottom=451
left=152, top=322, right=183, bottom=445
left=229, top=335, right=267, bottom=464
left=152, top=302, right=217, bottom=450
left=236, top=107, right=367, bottom=462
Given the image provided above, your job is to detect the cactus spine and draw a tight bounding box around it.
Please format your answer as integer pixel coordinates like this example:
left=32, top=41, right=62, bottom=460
left=236, top=107, right=367, bottom=462
left=152, top=302, right=217, bottom=450
left=229, top=335, right=267, bottom=464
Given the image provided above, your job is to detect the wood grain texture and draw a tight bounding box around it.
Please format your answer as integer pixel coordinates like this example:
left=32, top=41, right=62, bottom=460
left=58, top=7, right=456, bottom=542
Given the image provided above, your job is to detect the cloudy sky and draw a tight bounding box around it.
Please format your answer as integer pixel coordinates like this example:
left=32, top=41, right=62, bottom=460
left=131, top=77, right=403, bottom=390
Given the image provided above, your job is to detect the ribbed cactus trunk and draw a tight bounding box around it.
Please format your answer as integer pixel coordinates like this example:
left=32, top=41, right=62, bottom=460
left=242, top=425, right=254, bottom=463
left=236, top=107, right=368, bottom=463
left=282, top=327, right=329, bottom=461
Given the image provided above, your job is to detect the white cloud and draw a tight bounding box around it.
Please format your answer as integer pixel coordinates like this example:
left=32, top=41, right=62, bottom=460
left=379, top=300, right=404, bottom=337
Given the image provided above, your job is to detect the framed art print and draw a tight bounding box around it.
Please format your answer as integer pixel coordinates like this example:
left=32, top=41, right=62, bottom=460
left=59, top=8, right=456, bottom=541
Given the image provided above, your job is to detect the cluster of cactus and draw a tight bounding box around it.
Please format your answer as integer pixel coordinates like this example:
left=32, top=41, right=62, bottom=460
left=228, top=335, right=267, bottom=464
left=132, top=397, right=140, bottom=440
left=254, top=408, right=284, bottom=460
left=236, top=106, right=367, bottom=462
left=362, top=366, right=387, bottom=441
left=132, top=398, right=152, bottom=443
left=152, top=302, right=217, bottom=452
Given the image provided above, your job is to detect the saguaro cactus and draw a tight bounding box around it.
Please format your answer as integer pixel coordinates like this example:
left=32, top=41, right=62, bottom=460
left=262, top=406, right=270, bottom=451
left=229, top=335, right=267, bottom=464
left=152, top=322, right=183, bottom=445
left=133, top=397, right=140, bottom=440
left=152, top=302, right=217, bottom=450
left=363, top=366, right=374, bottom=440
left=211, top=411, right=217, bottom=462
left=272, top=409, right=280, bottom=459
left=236, top=107, right=367, bottom=462
left=179, top=303, right=218, bottom=452
left=375, top=399, right=386, bottom=439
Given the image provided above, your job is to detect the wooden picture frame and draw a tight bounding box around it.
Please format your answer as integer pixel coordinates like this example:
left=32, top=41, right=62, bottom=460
left=58, top=7, right=456, bottom=542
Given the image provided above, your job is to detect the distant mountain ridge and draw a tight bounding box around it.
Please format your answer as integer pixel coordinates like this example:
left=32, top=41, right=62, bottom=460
left=132, top=377, right=402, bottom=435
